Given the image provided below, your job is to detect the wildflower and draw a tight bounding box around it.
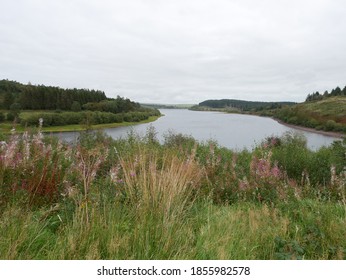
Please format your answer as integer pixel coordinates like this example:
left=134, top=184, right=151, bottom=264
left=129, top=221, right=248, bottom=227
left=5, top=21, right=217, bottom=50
left=271, top=164, right=281, bottom=178
left=3, top=134, right=19, bottom=167
left=209, top=143, right=215, bottom=156
left=134, top=155, right=139, bottom=166
left=110, top=165, right=121, bottom=183
left=239, top=177, right=249, bottom=190
left=301, top=170, right=310, bottom=186
left=39, top=118, right=43, bottom=128
left=251, top=156, right=271, bottom=178
left=250, top=150, right=282, bottom=182
left=0, top=141, right=7, bottom=150
left=271, top=138, right=277, bottom=146
left=330, top=165, right=337, bottom=185
left=22, top=131, right=30, bottom=161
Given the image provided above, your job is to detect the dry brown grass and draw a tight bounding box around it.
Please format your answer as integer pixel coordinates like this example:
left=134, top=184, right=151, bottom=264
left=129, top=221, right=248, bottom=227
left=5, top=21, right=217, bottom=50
left=119, top=148, right=204, bottom=219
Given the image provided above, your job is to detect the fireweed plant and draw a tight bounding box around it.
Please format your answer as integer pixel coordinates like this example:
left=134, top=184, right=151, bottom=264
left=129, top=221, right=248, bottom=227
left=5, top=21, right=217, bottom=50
left=0, top=126, right=345, bottom=259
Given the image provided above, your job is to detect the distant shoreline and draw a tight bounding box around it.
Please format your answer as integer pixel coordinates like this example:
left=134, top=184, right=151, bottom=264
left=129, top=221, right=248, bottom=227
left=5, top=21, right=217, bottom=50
left=189, top=107, right=345, bottom=139
left=273, top=118, right=345, bottom=138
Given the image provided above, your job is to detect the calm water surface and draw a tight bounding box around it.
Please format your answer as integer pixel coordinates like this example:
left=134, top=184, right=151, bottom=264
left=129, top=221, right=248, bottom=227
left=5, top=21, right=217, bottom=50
left=57, top=109, right=342, bottom=151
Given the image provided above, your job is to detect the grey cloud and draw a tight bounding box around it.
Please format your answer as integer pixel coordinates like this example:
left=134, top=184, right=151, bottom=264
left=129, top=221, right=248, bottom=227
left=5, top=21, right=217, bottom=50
left=1, top=0, right=346, bottom=104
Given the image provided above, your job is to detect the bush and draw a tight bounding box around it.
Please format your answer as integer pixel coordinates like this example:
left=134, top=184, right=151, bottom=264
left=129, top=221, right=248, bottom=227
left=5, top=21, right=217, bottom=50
left=0, top=132, right=70, bottom=206
left=325, top=120, right=337, bottom=131
left=10, top=103, right=21, bottom=111
left=19, top=110, right=155, bottom=127
left=6, top=111, right=19, bottom=122
left=71, top=101, right=81, bottom=112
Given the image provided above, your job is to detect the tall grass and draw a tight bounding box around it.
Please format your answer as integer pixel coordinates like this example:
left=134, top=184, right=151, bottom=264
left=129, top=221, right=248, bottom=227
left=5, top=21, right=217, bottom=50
left=1, top=199, right=344, bottom=259
left=112, top=146, right=204, bottom=259
left=119, top=147, right=202, bottom=216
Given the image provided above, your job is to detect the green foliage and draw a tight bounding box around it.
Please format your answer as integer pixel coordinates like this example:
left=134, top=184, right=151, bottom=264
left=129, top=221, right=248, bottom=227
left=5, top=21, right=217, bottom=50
left=273, top=96, right=346, bottom=133
left=275, top=200, right=346, bottom=259
left=271, top=132, right=309, bottom=179
left=274, top=237, right=305, bottom=260
left=70, top=101, right=81, bottom=112
left=2, top=92, right=15, bottom=109
left=6, top=111, right=19, bottom=122
left=0, top=129, right=345, bottom=259
left=306, top=85, right=346, bottom=102
left=270, top=133, right=346, bottom=191
left=19, top=110, right=159, bottom=127
left=18, top=83, right=107, bottom=110
left=10, top=102, right=21, bottom=111
left=0, top=80, right=160, bottom=132
left=82, top=96, right=140, bottom=113
left=0, top=79, right=107, bottom=111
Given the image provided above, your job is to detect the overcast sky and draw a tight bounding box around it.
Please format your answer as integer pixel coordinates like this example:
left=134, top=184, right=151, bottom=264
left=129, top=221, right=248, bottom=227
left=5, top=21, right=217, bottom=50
left=1, top=0, right=346, bottom=104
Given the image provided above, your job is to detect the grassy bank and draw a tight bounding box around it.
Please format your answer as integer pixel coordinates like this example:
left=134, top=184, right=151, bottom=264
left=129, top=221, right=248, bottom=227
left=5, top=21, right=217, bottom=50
left=0, top=115, right=161, bottom=133
left=0, top=129, right=345, bottom=259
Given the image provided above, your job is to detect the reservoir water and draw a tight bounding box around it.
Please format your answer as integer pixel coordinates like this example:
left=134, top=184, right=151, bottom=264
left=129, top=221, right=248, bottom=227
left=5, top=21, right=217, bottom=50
left=56, top=109, right=343, bottom=151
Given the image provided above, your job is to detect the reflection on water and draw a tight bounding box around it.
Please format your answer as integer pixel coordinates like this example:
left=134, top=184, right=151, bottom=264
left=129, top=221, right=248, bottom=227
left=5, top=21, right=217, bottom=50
left=52, top=109, right=343, bottom=151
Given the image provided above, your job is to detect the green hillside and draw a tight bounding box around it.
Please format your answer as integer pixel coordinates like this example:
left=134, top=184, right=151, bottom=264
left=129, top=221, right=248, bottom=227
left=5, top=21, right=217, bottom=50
left=273, top=96, right=346, bottom=133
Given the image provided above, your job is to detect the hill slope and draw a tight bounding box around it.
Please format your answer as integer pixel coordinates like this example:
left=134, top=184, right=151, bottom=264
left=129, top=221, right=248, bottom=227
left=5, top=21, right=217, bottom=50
left=273, top=96, right=346, bottom=133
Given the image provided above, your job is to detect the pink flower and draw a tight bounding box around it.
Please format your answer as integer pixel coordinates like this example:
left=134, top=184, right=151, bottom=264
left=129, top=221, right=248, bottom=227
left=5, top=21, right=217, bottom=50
left=271, top=138, right=277, bottom=146
left=110, top=165, right=121, bottom=183
left=271, top=165, right=281, bottom=178
left=239, top=178, right=249, bottom=190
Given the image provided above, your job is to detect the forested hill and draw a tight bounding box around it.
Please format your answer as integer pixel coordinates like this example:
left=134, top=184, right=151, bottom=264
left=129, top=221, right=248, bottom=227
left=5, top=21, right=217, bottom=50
left=193, top=99, right=295, bottom=112
left=0, top=79, right=160, bottom=130
left=0, top=79, right=107, bottom=110
left=305, top=85, right=346, bottom=102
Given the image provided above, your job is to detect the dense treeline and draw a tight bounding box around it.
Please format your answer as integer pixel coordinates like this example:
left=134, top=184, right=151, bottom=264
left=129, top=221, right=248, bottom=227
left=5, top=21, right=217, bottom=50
left=0, top=79, right=107, bottom=110
left=0, top=79, right=160, bottom=129
left=306, top=86, right=346, bottom=102
left=82, top=97, right=141, bottom=113
left=195, top=99, right=295, bottom=111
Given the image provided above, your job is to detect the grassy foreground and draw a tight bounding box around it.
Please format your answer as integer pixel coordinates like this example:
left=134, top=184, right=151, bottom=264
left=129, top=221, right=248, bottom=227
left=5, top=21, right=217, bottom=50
left=0, top=128, right=345, bottom=259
